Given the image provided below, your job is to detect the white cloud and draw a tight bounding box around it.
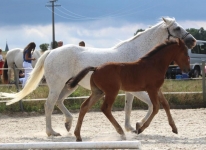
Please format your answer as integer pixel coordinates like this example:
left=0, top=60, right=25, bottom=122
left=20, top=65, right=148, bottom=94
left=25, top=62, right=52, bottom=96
left=179, top=20, right=206, bottom=29
left=1, top=19, right=206, bottom=51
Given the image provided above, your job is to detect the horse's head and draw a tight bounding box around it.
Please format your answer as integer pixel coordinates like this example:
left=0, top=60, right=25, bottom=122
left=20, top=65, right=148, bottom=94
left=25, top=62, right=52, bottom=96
left=163, top=17, right=196, bottom=49
left=174, top=38, right=190, bottom=73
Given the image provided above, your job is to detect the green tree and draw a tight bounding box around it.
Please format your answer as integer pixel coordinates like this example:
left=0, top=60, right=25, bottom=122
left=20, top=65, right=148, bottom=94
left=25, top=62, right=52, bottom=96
left=186, top=27, right=206, bottom=41
left=134, top=29, right=144, bottom=36
left=39, top=43, right=49, bottom=52
left=50, top=41, right=58, bottom=49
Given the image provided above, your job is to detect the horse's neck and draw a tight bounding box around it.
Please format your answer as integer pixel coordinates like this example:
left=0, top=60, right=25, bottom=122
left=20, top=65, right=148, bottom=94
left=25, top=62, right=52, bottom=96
left=117, top=24, right=168, bottom=61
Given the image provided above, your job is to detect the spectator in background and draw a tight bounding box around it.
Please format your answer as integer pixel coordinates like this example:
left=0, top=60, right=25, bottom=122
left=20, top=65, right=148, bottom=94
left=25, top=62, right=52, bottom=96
left=19, top=70, right=25, bottom=84
left=23, top=42, right=36, bottom=87
left=58, top=41, right=63, bottom=47
left=0, top=49, right=4, bottom=81
left=79, top=41, right=85, bottom=47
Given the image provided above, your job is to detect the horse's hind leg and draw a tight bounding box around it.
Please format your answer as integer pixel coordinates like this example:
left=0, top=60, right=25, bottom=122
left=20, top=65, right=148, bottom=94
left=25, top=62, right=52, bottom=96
left=8, top=68, right=12, bottom=83
left=56, top=85, right=79, bottom=132
left=102, top=92, right=126, bottom=140
left=158, top=90, right=178, bottom=134
left=124, top=93, right=135, bottom=132
left=74, top=88, right=104, bottom=142
left=45, top=88, right=64, bottom=136
left=129, top=91, right=153, bottom=131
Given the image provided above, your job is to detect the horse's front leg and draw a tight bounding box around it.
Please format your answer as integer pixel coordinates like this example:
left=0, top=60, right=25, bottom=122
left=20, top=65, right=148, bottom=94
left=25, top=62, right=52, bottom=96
left=124, top=92, right=135, bottom=132
left=56, top=85, right=79, bottom=132
left=129, top=91, right=153, bottom=131
left=158, top=90, right=178, bottom=134
left=138, top=90, right=159, bottom=134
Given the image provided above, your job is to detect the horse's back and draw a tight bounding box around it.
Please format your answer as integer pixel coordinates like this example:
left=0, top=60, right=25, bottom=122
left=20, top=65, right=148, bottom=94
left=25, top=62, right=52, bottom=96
left=6, top=48, right=23, bottom=68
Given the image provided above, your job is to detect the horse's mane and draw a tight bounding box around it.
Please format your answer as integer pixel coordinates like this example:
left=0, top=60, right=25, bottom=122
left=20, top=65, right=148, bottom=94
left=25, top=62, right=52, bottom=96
left=113, top=17, right=175, bottom=49
left=141, top=40, right=177, bottom=60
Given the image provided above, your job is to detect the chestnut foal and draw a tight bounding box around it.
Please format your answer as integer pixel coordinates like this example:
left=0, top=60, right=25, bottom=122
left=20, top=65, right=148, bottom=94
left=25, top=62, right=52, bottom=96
left=67, top=39, right=190, bottom=141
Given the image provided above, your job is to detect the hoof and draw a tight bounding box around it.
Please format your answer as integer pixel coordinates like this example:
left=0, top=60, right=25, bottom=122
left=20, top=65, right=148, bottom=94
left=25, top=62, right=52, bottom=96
left=132, top=130, right=138, bottom=134
left=55, top=133, right=61, bottom=136
left=121, top=134, right=126, bottom=140
left=125, top=125, right=135, bottom=132
left=47, top=132, right=61, bottom=137
left=65, top=121, right=72, bottom=132
left=76, top=138, right=82, bottom=142
left=138, top=129, right=143, bottom=134
left=136, top=122, right=141, bottom=131
left=172, top=129, right=178, bottom=134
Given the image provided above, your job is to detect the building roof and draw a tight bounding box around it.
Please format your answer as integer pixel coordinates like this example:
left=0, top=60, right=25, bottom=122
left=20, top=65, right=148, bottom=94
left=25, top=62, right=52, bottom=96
left=5, top=41, right=9, bottom=51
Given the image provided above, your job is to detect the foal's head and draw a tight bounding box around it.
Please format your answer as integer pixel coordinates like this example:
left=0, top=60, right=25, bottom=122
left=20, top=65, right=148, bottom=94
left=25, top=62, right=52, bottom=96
left=173, top=39, right=190, bottom=73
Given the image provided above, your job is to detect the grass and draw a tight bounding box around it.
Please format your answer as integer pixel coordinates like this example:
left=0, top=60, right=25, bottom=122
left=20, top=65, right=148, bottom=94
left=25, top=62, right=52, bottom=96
left=0, top=78, right=205, bottom=113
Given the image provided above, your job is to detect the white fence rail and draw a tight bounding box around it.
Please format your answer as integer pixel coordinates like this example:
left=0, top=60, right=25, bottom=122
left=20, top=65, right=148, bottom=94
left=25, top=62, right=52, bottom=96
left=0, top=141, right=141, bottom=149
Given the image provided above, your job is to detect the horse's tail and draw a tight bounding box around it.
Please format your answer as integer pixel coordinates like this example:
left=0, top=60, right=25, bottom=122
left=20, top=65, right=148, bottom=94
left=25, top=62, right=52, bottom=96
left=2, top=58, right=8, bottom=84
left=67, top=67, right=96, bottom=89
left=2, top=50, right=52, bottom=105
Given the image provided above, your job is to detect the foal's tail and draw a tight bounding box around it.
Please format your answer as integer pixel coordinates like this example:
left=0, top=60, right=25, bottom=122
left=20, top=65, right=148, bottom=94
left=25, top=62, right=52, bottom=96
left=2, top=59, right=8, bottom=84
left=1, top=50, right=52, bottom=105
left=67, top=67, right=96, bottom=89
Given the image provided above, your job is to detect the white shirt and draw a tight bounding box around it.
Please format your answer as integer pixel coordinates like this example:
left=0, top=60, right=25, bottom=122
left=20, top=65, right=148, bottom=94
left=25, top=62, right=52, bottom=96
left=0, top=55, right=3, bottom=61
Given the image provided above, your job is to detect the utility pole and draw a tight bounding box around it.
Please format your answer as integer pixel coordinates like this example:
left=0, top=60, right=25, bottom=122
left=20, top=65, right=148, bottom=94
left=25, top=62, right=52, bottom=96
left=46, top=0, right=60, bottom=49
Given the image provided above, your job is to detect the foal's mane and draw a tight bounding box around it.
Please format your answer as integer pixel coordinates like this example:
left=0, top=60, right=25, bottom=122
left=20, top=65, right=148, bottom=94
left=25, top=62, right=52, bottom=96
left=113, top=17, right=175, bottom=49
left=141, top=40, right=177, bottom=60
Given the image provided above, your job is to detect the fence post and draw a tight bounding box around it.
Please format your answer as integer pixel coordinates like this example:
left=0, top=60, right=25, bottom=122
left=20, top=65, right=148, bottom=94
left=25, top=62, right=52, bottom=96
left=13, top=64, right=24, bottom=111
left=202, top=61, right=206, bottom=105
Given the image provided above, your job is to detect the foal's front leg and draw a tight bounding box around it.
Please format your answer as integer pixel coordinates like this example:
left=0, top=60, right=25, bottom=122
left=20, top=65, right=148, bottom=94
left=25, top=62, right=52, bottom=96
left=158, top=90, right=178, bottom=134
left=138, top=90, right=160, bottom=134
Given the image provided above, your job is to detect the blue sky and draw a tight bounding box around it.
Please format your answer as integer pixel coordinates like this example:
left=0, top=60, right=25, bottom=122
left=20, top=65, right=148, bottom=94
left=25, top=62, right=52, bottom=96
left=0, top=0, right=206, bottom=50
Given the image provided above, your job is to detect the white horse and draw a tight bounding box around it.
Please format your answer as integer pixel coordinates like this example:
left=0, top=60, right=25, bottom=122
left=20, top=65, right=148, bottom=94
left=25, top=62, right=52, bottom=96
left=2, top=17, right=196, bottom=136
left=3, top=48, right=42, bottom=84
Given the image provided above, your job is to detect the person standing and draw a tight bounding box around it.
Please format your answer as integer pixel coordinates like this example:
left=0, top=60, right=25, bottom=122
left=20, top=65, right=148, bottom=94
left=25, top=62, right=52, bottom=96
left=57, top=41, right=63, bottom=47
left=22, top=42, right=36, bottom=87
left=79, top=41, right=85, bottom=47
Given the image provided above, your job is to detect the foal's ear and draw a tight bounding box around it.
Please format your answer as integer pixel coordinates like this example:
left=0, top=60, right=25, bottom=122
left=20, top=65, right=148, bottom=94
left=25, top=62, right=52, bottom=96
left=175, top=38, right=181, bottom=45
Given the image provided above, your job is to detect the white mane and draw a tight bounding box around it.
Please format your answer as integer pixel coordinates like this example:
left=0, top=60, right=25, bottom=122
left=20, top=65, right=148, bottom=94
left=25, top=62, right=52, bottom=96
left=113, top=17, right=176, bottom=49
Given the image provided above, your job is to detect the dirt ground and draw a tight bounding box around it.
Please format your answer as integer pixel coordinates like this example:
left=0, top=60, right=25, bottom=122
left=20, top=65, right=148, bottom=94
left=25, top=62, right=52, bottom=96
left=0, top=108, right=206, bottom=150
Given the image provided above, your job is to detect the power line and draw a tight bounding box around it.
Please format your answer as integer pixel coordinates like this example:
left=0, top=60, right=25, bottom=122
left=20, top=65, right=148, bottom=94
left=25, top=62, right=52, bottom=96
left=46, top=0, right=61, bottom=49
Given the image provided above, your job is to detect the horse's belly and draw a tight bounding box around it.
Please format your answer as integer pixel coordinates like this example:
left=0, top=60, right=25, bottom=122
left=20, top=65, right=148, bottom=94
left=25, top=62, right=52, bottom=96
left=78, top=74, right=92, bottom=90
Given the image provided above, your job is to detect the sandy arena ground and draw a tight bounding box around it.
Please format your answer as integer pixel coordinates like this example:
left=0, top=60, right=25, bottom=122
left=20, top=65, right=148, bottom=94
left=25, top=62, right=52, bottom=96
left=0, top=108, right=206, bottom=150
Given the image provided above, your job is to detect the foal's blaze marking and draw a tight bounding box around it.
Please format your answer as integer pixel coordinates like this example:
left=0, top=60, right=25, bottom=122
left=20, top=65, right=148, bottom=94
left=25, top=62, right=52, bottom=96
left=68, top=39, right=190, bottom=141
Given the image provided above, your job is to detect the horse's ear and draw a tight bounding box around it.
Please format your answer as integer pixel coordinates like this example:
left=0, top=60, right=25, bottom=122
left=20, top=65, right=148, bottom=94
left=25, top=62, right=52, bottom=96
left=162, top=17, right=168, bottom=23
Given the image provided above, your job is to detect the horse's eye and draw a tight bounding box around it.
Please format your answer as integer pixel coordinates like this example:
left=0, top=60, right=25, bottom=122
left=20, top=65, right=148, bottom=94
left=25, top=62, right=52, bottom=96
left=174, top=27, right=181, bottom=31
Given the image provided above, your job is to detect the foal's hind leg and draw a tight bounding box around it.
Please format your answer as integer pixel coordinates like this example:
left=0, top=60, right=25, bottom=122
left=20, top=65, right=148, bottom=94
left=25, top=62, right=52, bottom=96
left=74, top=89, right=104, bottom=142
left=56, top=85, right=79, bottom=132
left=158, top=90, right=178, bottom=134
left=102, top=92, right=126, bottom=140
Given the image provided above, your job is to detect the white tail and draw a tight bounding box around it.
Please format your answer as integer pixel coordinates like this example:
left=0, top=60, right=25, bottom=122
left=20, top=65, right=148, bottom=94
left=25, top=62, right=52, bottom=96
left=1, top=50, right=51, bottom=105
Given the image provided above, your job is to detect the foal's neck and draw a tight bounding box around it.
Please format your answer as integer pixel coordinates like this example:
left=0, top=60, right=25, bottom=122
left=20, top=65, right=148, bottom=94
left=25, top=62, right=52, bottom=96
left=138, top=45, right=178, bottom=74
